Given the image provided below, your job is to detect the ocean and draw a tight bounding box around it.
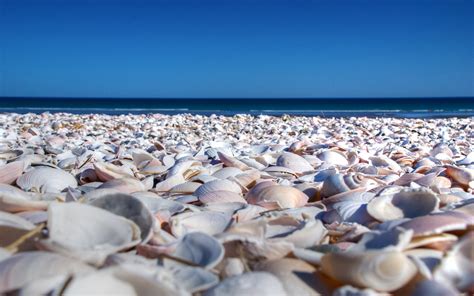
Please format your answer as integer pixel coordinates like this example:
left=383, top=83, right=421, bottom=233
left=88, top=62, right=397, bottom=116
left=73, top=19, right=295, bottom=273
left=0, top=97, right=473, bottom=118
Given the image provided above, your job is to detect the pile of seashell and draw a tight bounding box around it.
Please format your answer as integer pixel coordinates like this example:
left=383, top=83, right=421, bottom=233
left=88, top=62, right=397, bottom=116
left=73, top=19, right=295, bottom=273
left=0, top=112, right=473, bottom=295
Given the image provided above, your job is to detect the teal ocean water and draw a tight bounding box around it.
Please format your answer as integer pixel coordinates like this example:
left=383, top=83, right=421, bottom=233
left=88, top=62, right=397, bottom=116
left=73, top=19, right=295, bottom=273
left=0, top=97, right=473, bottom=118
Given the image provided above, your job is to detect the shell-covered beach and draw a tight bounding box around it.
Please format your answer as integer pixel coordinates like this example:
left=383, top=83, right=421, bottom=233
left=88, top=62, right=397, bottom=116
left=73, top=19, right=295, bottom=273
left=0, top=112, right=473, bottom=295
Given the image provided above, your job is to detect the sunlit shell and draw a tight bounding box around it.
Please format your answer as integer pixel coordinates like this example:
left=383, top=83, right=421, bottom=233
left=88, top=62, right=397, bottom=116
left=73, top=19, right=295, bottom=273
left=445, top=165, right=474, bottom=187
left=98, top=177, right=147, bottom=193
left=93, top=162, right=133, bottom=181
left=37, top=203, right=141, bottom=265
left=317, top=150, right=348, bottom=166
left=170, top=211, right=232, bottom=237
left=246, top=185, right=308, bottom=209
left=217, top=152, right=249, bottom=170
left=321, top=173, right=377, bottom=198
left=0, top=161, right=26, bottom=185
left=321, top=250, right=417, bottom=292
left=170, top=181, right=202, bottom=194
left=0, top=251, right=94, bottom=293
left=0, top=184, right=49, bottom=212
left=351, top=227, right=413, bottom=252
left=203, top=272, right=287, bottom=296
left=155, top=174, right=186, bottom=192
left=367, top=188, right=439, bottom=221
left=194, top=179, right=241, bottom=198
left=276, top=152, right=314, bottom=174
left=212, top=167, right=243, bottom=179
left=16, top=167, right=77, bottom=193
left=89, top=193, right=155, bottom=242
left=199, top=190, right=247, bottom=204
left=398, top=211, right=473, bottom=237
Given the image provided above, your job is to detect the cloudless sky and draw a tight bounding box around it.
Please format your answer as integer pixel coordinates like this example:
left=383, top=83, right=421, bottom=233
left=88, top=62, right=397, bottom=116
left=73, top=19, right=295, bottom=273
left=0, top=0, right=473, bottom=98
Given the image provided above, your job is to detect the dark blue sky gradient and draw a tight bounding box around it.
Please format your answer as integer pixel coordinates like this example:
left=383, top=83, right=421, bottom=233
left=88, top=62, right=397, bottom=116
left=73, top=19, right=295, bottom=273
left=1, top=0, right=473, bottom=98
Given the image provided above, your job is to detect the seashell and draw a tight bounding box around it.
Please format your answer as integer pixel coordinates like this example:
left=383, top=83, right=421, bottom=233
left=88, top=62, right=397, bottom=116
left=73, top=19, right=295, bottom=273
left=445, top=165, right=474, bottom=187
left=17, top=167, right=77, bottom=193
left=254, top=258, right=322, bottom=296
left=93, top=162, right=133, bottom=181
left=212, top=167, right=243, bottom=179
left=0, top=149, right=23, bottom=161
left=320, top=190, right=375, bottom=225
left=408, top=279, right=458, bottom=296
left=269, top=219, right=328, bottom=248
left=199, top=190, right=247, bottom=204
left=434, top=232, right=474, bottom=292
left=203, top=272, right=287, bottom=296
left=168, top=265, right=219, bottom=293
left=165, top=232, right=224, bottom=269
left=247, top=185, right=308, bottom=209
left=229, top=170, right=261, bottom=189
left=194, top=179, right=241, bottom=198
left=97, top=177, right=147, bottom=193
left=0, top=184, right=49, bottom=212
left=321, top=173, right=377, bottom=198
left=170, top=211, right=232, bottom=237
left=456, top=151, right=474, bottom=165
left=276, top=152, right=314, bottom=174
left=37, top=202, right=141, bottom=265
left=369, top=155, right=402, bottom=172
left=155, top=174, right=186, bottom=192
left=317, top=150, right=348, bottom=166
left=63, top=264, right=188, bottom=296
left=321, top=250, right=417, bottom=292
left=407, top=233, right=458, bottom=250
left=0, top=251, right=94, bottom=293
left=0, top=211, right=36, bottom=230
left=367, top=188, right=439, bottom=222
left=264, top=166, right=298, bottom=178
left=239, top=158, right=266, bottom=170
left=217, top=152, right=249, bottom=170
left=170, top=181, right=202, bottom=194
left=351, top=227, right=413, bottom=252
left=133, top=194, right=185, bottom=215
left=0, top=161, right=26, bottom=184
left=398, top=211, right=473, bottom=237
left=89, top=193, right=155, bottom=242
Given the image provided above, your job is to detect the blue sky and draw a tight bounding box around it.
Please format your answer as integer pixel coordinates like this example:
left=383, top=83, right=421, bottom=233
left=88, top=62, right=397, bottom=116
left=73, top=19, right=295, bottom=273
left=0, top=0, right=472, bottom=98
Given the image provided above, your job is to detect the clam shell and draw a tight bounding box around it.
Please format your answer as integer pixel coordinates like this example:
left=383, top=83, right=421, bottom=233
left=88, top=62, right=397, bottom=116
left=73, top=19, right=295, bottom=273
left=398, top=211, right=473, bottom=237
left=93, top=162, right=133, bottom=181
left=246, top=185, right=308, bottom=209
left=217, top=152, right=249, bottom=170
left=445, top=165, right=474, bottom=187
left=194, top=179, right=241, bottom=198
left=199, top=190, right=247, bottom=204
left=0, top=251, right=94, bottom=293
left=89, top=193, right=155, bottom=242
left=0, top=184, right=49, bottom=213
left=321, top=173, right=377, bottom=198
left=212, top=167, right=243, bottom=179
left=321, top=250, right=417, bottom=292
left=276, top=152, right=313, bottom=174
left=317, top=151, right=348, bottom=166
left=367, top=189, right=439, bottom=221
left=16, top=167, right=77, bottom=193
left=38, top=203, right=141, bottom=265
left=97, top=177, right=147, bottom=193
left=170, top=211, right=232, bottom=237
left=170, top=181, right=202, bottom=194
left=203, top=272, right=287, bottom=296
left=0, top=161, right=26, bottom=185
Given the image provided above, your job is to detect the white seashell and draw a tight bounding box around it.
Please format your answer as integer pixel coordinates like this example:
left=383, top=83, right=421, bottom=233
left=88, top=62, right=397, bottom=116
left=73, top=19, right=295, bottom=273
left=321, top=173, right=377, bottom=198
left=0, top=251, right=94, bottom=293
left=194, top=179, right=241, bottom=198
left=246, top=185, right=308, bottom=209
left=89, top=193, right=155, bottom=242
left=321, top=250, right=417, bottom=292
left=165, top=232, right=224, bottom=269
left=170, top=211, right=232, bottom=237
left=97, top=177, right=147, bottom=193
left=168, top=265, right=219, bottom=293
left=17, top=167, right=77, bottom=193
left=367, top=188, right=439, bottom=221
left=212, top=167, right=243, bottom=179
left=170, top=181, right=202, bottom=194
left=317, top=150, right=348, bottom=166
left=93, top=162, right=133, bottom=181
left=37, top=203, right=141, bottom=265
left=445, top=165, right=474, bottom=187
left=217, top=152, right=249, bottom=170
left=0, top=211, right=35, bottom=230
left=456, top=152, right=474, bottom=165
left=0, top=161, right=26, bottom=184
left=276, top=152, right=313, bottom=174
left=351, top=227, right=413, bottom=252
left=0, top=184, right=49, bottom=213
left=199, top=190, right=247, bottom=204
left=155, top=174, right=186, bottom=192
left=203, top=272, right=287, bottom=296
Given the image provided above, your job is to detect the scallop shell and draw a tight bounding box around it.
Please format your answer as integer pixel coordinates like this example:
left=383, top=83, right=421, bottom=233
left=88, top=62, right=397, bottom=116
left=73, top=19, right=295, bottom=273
left=170, top=211, right=232, bottom=237
left=93, top=162, right=133, bottom=181
left=212, top=167, right=243, bottom=179
left=0, top=251, right=94, bottom=293
left=170, top=181, right=202, bottom=194
left=367, top=188, right=439, bottom=222
left=0, top=161, right=26, bottom=185
left=276, top=152, right=314, bottom=174
left=203, top=272, right=287, bottom=296
left=16, top=167, right=77, bottom=193
left=89, top=193, right=155, bottom=242
left=194, top=179, right=241, bottom=198
left=317, top=150, right=348, bottom=166
left=37, top=203, right=141, bottom=265
left=246, top=185, right=308, bottom=209
left=97, top=177, right=147, bottom=193
left=217, top=152, right=249, bottom=170
left=321, top=173, right=377, bottom=198
left=321, top=250, right=417, bottom=292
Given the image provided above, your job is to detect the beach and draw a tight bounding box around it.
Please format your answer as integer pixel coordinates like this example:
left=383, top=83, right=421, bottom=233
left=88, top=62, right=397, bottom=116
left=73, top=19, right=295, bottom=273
left=0, top=112, right=473, bottom=294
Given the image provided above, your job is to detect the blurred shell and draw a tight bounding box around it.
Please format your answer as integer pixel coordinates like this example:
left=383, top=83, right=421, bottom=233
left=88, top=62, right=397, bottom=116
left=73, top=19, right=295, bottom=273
left=170, top=211, right=232, bottom=237
left=398, top=211, right=473, bottom=237
left=321, top=173, right=377, bottom=198
left=199, top=190, right=247, bottom=204
left=321, top=250, right=417, bottom=292
left=276, top=152, right=313, bottom=174
left=16, top=167, right=77, bottom=193
left=217, top=152, right=249, bottom=170
left=0, top=184, right=49, bottom=212
left=367, top=189, right=439, bottom=221
left=170, top=181, right=202, bottom=194
left=203, top=272, right=287, bottom=296
left=93, top=162, right=133, bottom=181
left=38, top=203, right=141, bottom=265
left=0, top=251, right=94, bottom=293
left=317, top=151, right=348, bottom=166
left=212, top=167, right=243, bottom=179
left=247, top=185, right=308, bottom=209
left=445, top=165, right=474, bottom=187
left=194, top=179, right=241, bottom=198
left=98, top=177, right=147, bottom=193
left=89, top=193, right=155, bottom=242
left=0, top=161, right=26, bottom=185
